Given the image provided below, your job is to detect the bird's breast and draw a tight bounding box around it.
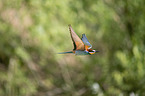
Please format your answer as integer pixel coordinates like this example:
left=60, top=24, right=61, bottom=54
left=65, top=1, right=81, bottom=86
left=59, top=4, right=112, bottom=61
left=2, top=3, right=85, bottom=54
left=74, top=50, right=90, bottom=55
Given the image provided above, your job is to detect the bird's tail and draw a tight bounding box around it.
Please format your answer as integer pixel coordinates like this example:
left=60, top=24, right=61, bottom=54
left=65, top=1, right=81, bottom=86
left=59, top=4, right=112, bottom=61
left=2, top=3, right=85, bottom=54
left=58, top=51, right=73, bottom=54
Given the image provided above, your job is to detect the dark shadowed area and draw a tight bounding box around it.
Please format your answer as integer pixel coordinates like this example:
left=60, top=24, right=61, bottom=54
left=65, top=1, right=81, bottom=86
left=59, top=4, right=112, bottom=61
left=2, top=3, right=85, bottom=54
left=0, top=0, right=145, bottom=96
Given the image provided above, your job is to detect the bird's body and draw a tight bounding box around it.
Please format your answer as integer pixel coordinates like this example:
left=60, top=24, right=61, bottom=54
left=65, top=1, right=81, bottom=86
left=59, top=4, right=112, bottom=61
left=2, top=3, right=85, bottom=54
left=74, top=50, right=90, bottom=55
left=58, top=25, right=99, bottom=55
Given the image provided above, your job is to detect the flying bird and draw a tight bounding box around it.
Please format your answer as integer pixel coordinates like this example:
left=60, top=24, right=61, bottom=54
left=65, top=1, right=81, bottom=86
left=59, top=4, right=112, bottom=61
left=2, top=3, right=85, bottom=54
left=58, top=25, right=99, bottom=55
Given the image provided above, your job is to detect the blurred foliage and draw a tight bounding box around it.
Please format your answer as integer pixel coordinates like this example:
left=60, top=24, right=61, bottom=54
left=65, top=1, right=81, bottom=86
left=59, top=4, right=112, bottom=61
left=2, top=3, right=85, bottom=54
left=0, top=0, right=145, bottom=96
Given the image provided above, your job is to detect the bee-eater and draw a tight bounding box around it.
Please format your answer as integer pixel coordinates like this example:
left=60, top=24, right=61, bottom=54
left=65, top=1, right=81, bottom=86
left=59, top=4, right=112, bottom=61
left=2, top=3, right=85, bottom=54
left=59, top=25, right=99, bottom=55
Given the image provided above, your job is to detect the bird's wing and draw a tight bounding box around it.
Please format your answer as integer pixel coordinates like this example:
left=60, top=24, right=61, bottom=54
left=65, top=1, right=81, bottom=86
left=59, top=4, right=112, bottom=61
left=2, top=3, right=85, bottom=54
left=81, top=34, right=92, bottom=49
left=69, top=25, right=85, bottom=50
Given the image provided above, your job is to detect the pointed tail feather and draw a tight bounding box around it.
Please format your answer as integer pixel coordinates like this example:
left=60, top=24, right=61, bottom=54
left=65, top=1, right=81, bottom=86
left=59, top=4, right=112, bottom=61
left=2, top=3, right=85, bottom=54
left=58, top=51, right=73, bottom=54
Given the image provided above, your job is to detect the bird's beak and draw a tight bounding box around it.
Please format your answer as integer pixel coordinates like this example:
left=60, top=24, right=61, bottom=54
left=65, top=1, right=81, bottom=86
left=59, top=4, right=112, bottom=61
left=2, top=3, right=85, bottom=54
left=95, top=50, right=99, bottom=52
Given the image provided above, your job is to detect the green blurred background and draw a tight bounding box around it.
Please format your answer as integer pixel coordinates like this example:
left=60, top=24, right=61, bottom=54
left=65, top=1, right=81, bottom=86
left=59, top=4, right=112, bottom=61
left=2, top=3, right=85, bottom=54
left=0, top=0, right=145, bottom=96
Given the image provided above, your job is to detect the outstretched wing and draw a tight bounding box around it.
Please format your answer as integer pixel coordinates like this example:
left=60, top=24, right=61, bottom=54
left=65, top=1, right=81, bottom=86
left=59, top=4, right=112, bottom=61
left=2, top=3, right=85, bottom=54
left=69, top=25, right=85, bottom=50
left=81, top=34, right=92, bottom=49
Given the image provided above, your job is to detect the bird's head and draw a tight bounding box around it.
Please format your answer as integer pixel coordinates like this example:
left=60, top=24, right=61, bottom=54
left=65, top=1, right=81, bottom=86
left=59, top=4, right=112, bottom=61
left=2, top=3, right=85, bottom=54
left=88, top=50, right=99, bottom=55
